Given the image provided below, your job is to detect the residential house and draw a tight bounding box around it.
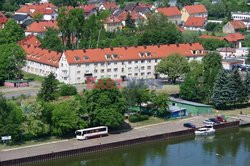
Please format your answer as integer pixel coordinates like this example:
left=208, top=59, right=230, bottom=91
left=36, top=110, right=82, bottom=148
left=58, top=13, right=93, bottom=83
left=124, top=3, right=153, bottom=18
left=223, top=20, right=246, bottom=34
left=20, top=40, right=205, bottom=84
left=184, top=17, right=206, bottom=31
left=12, top=14, right=31, bottom=25
left=18, top=35, right=41, bottom=47
left=168, top=0, right=177, bottom=7
left=103, top=15, right=123, bottom=32
left=181, top=4, right=208, bottom=22
left=115, top=10, right=145, bottom=27
left=15, top=3, right=58, bottom=21
left=99, top=2, right=118, bottom=12
left=224, top=33, right=245, bottom=48
left=25, top=20, right=58, bottom=37
left=87, top=0, right=107, bottom=6
left=79, top=5, right=98, bottom=18
left=217, top=47, right=249, bottom=58
left=222, top=59, right=245, bottom=70
left=156, top=7, right=182, bottom=25
left=0, top=11, right=8, bottom=29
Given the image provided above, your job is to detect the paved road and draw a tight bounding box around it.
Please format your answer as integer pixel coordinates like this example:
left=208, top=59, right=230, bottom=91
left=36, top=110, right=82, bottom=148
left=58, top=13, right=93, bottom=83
left=0, top=116, right=207, bottom=162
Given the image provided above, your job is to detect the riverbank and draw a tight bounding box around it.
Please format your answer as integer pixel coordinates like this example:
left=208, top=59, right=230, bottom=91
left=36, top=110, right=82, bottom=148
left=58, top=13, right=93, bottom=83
left=0, top=116, right=239, bottom=166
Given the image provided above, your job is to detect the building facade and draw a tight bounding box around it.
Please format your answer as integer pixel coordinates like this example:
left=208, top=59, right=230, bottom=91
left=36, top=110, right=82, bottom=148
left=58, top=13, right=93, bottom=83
left=20, top=41, right=205, bottom=84
left=181, top=4, right=208, bottom=22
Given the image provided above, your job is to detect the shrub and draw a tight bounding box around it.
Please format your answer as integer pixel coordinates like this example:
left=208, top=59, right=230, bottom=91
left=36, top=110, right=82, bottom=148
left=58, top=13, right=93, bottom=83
left=128, top=114, right=149, bottom=123
left=59, top=84, right=77, bottom=96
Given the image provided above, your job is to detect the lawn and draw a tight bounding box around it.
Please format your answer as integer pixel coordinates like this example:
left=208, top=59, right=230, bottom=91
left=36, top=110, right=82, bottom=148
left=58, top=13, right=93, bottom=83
left=0, top=136, right=64, bottom=150
left=155, top=84, right=180, bottom=94
left=128, top=116, right=166, bottom=128
left=22, top=72, right=44, bottom=83
left=212, top=106, right=250, bottom=117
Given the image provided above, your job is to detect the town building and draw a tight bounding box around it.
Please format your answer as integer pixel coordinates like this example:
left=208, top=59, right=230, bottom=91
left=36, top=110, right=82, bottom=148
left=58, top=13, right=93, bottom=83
left=99, top=2, right=118, bottom=12
left=15, top=3, right=58, bottom=21
left=19, top=38, right=205, bottom=84
left=217, top=47, right=249, bottom=58
left=184, top=17, right=206, bottom=31
left=231, top=12, right=250, bottom=21
left=169, top=97, right=212, bottom=116
left=103, top=15, right=123, bottom=32
left=25, top=20, right=58, bottom=37
left=156, top=7, right=182, bottom=25
left=79, top=4, right=98, bottom=18
left=222, top=59, right=245, bottom=70
left=224, top=33, right=245, bottom=48
left=0, top=11, right=8, bottom=29
left=181, top=4, right=208, bottom=22
left=223, top=20, right=246, bottom=34
left=12, top=14, right=31, bottom=25
left=114, top=10, right=145, bottom=27
left=124, top=3, right=153, bottom=18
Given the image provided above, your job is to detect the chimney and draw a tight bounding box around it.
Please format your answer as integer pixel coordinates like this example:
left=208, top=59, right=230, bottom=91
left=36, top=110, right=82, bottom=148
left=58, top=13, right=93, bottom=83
left=49, top=50, right=51, bottom=53
left=177, top=44, right=179, bottom=47
left=157, top=44, right=160, bottom=48
left=189, top=43, right=192, bottom=46
left=83, top=49, right=86, bottom=52
left=110, top=47, right=113, bottom=51
left=144, top=45, right=147, bottom=49
left=124, top=46, right=127, bottom=49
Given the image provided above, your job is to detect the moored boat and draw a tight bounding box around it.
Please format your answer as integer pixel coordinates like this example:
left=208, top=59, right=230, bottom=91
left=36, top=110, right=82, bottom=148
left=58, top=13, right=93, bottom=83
left=195, top=125, right=215, bottom=136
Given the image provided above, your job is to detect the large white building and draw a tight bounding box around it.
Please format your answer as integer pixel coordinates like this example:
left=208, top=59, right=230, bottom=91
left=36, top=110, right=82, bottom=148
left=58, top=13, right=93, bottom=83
left=20, top=37, right=205, bottom=84
left=232, top=12, right=250, bottom=21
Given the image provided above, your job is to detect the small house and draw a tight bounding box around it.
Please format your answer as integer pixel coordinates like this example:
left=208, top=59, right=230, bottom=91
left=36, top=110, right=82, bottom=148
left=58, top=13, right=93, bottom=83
left=4, top=80, right=29, bottom=88
left=168, top=106, right=186, bottom=118
left=156, top=7, right=182, bottom=25
left=169, top=97, right=212, bottom=116
left=184, top=16, right=206, bottom=31
left=181, top=4, right=208, bottom=22
left=223, top=20, right=246, bottom=34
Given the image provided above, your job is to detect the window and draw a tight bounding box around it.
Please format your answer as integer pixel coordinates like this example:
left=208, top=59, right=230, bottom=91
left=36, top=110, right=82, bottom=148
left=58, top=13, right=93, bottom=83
left=141, top=72, right=145, bottom=76
left=147, top=72, right=151, bottom=75
left=141, top=66, right=145, bottom=70
left=101, top=63, right=105, bottom=66
left=61, top=63, right=63, bottom=67
left=128, top=61, right=132, bottom=64
left=77, top=64, right=81, bottom=67
left=114, top=74, right=117, bottom=78
left=94, top=69, right=98, bottom=73
left=77, top=71, right=81, bottom=74
left=141, top=60, right=145, bottom=63
left=147, top=66, right=151, bottom=70
left=86, top=64, right=89, bottom=67
left=77, top=77, right=80, bottom=80
left=122, top=68, right=124, bottom=72
left=114, top=68, right=118, bottom=72
left=107, top=69, right=111, bottom=72
left=134, top=73, right=138, bottom=76
left=101, top=69, right=105, bottom=73
left=147, top=60, right=151, bottom=63
left=135, top=61, right=138, bottom=63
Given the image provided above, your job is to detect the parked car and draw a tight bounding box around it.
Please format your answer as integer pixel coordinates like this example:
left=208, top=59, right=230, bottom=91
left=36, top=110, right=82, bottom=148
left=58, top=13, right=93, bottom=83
left=183, top=123, right=196, bottom=129
left=216, top=116, right=226, bottom=123
left=209, top=118, right=220, bottom=124
left=203, top=119, right=215, bottom=125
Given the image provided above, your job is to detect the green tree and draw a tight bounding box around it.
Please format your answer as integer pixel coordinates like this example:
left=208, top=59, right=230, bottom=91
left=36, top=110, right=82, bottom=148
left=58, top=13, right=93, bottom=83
left=0, top=95, right=24, bottom=142
left=180, top=61, right=205, bottom=102
left=156, top=53, right=190, bottom=84
left=37, top=73, right=58, bottom=101
left=52, top=99, right=87, bottom=136
left=182, top=31, right=200, bottom=43
left=202, top=52, right=222, bottom=103
left=245, top=72, right=250, bottom=101
left=125, top=13, right=135, bottom=29
left=200, top=38, right=227, bottom=51
left=138, top=14, right=182, bottom=45
left=59, top=84, right=77, bottom=96
left=0, top=44, right=26, bottom=84
left=21, top=102, right=50, bottom=139
left=33, top=13, right=43, bottom=21
left=212, top=70, right=231, bottom=109
left=150, top=93, right=169, bottom=117
left=41, top=28, right=64, bottom=52
left=85, top=78, right=125, bottom=128
left=246, top=49, right=250, bottom=64
left=0, top=19, right=24, bottom=44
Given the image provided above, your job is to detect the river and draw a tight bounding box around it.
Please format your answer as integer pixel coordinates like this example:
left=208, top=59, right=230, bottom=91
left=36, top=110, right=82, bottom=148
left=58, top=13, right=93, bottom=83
left=26, top=127, right=250, bottom=166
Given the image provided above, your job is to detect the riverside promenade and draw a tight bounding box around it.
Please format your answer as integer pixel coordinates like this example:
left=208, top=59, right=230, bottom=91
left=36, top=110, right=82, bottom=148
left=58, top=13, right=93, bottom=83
left=0, top=116, right=239, bottom=166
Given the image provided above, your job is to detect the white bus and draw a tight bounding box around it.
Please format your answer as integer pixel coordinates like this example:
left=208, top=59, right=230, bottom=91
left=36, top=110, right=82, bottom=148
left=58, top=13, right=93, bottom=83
left=75, top=126, right=108, bottom=140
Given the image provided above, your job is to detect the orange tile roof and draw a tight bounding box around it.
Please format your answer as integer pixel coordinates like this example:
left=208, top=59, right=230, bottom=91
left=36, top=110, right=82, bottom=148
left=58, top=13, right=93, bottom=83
left=184, top=4, right=207, bottom=14
left=16, top=3, right=57, bottom=16
left=25, top=20, right=58, bottom=33
left=224, top=33, right=245, bottom=42
left=229, top=20, right=246, bottom=30
left=157, top=7, right=181, bottom=17
left=18, top=35, right=41, bottom=47
left=117, top=11, right=144, bottom=21
left=20, top=44, right=62, bottom=67
left=185, top=17, right=206, bottom=27
left=200, top=34, right=224, bottom=40
left=78, top=4, right=96, bottom=13
left=64, top=43, right=205, bottom=64
left=177, top=26, right=186, bottom=33
left=102, top=2, right=118, bottom=10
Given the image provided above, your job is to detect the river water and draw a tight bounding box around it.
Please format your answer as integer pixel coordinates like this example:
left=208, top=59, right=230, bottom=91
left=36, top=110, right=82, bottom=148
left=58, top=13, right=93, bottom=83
left=27, top=127, right=250, bottom=166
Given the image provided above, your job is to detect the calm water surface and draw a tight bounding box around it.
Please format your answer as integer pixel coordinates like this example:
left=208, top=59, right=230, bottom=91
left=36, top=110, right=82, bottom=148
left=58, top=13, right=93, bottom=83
left=27, top=127, right=250, bottom=166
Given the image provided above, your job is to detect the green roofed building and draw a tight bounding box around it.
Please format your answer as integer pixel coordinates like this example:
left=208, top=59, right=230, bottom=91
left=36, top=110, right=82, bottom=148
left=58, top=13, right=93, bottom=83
left=169, top=97, right=212, bottom=116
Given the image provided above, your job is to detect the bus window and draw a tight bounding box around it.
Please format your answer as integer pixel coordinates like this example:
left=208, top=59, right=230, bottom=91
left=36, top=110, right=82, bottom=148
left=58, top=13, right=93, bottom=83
left=75, top=131, right=82, bottom=136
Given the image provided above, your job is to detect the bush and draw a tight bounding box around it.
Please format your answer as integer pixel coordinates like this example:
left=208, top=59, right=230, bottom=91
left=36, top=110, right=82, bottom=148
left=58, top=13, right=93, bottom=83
left=59, top=84, right=77, bottom=96
left=128, top=114, right=149, bottom=123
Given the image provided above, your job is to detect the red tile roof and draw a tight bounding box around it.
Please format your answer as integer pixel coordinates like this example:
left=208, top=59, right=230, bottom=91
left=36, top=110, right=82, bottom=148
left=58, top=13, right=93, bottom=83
left=0, top=11, right=8, bottom=24
left=64, top=43, right=205, bottom=64
left=177, top=26, right=186, bottom=33
left=25, top=20, right=58, bottom=33
left=185, top=17, right=206, bottom=27
left=18, top=35, right=41, bottom=47
left=16, top=3, right=57, bottom=16
left=229, top=20, right=246, bottom=30
left=79, top=4, right=96, bottom=13
left=200, top=34, right=224, bottom=40
left=183, top=4, right=207, bottom=14
left=224, top=33, right=245, bottom=42
left=157, top=7, right=181, bottom=17
left=20, top=44, right=62, bottom=67
left=117, top=11, right=144, bottom=21
left=101, top=2, right=118, bottom=10
left=104, top=15, right=122, bottom=24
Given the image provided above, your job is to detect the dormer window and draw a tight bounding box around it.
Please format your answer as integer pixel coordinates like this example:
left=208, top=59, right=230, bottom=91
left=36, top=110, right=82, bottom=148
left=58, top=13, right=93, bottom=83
left=83, top=56, right=89, bottom=60
left=112, top=54, right=118, bottom=59
left=145, top=51, right=151, bottom=57
left=74, top=56, right=80, bottom=61
left=105, top=54, right=112, bottom=60
left=139, top=52, right=145, bottom=57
